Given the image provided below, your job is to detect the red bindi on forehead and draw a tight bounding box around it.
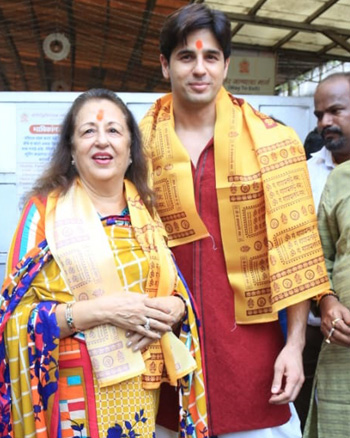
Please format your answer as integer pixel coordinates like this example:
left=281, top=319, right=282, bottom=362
left=96, top=109, right=104, bottom=121
left=195, top=40, right=203, bottom=50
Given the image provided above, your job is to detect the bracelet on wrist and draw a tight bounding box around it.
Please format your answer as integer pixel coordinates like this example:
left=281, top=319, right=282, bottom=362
left=65, top=302, right=77, bottom=333
left=173, top=294, right=187, bottom=319
left=318, top=291, right=339, bottom=305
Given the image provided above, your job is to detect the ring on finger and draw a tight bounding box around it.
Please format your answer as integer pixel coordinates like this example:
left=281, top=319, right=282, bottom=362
left=332, top=317, right=342, bottom=328
left=325, top=327, right=335, bottom=344
left=144, top=317, right=151, bottom=331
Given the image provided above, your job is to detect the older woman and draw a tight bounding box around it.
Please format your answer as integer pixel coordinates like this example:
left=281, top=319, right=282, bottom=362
left=0, top=89, right=207, bottom=438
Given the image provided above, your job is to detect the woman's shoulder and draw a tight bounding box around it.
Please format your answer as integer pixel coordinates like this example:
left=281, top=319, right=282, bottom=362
left=20, top=194, right=48, bottom=221
left=6, top=195, right=48, bottom=274
left=28, top=193, right=47, bottom=206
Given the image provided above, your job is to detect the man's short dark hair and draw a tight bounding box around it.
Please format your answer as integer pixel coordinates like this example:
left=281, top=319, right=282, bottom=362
left=304, top=127, right=323, bottom=160
left=160, top=3, right=231, bottom=62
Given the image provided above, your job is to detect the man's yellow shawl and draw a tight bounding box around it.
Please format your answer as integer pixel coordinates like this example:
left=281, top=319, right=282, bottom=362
left=140, top=87, right=331, bottom=324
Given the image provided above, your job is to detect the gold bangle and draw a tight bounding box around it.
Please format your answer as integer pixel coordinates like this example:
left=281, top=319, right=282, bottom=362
left=65, top=303, right=77, bottom=333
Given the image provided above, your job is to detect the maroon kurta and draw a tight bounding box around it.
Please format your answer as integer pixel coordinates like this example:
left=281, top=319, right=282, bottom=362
left=158, top=139, right=291, bottom=435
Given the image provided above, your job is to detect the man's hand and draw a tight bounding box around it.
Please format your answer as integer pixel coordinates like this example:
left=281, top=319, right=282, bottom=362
left=320, top=295, right=350, bottom=347
left=269, top=344, right=304, bottom=404
left=269, top=300, right=308, bottom=404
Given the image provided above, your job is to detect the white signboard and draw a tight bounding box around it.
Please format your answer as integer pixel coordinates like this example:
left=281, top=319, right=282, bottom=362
left=225, top=50, right=276, bottom=95
left=16, top=103, right=70, bottom=205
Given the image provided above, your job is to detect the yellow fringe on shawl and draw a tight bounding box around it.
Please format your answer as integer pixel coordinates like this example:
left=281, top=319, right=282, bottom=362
left=45, top=180, right=147, bottom=387
left=46, top=178, right=196, bottom=387
left=140, top=87, right=331, bottom=323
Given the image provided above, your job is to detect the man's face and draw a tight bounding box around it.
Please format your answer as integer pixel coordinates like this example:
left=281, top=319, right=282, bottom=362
left=314, top=77, right=350, bottom=156
left=160, top=28, right=229, bottom=110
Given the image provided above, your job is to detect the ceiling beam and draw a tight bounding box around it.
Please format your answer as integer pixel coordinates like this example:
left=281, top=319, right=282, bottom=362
left=144, top=67, right=164, bottom=91
left=88, top=66, right=107, bottom=89
left=0, top=7, right=28, bottom=90
left=231, top=42, right=350, bottom=64
left=272, top=0, right=340, bottom=50
left=226, top=11, right=350, bottom=37
left=0, top=63, right=10, bottom=90
left=322, top=30, right=350, bottom=54
left=94, top=0, right=110, bottom=88
left=317, top=41, right=337, bottom=56
left=65, top=0, right=76, bottom=89
left=120, top=0, right=157, bottom=89
left=231, top=0, right=268, bottom=38
left=27, top=0, right=49, bottom=90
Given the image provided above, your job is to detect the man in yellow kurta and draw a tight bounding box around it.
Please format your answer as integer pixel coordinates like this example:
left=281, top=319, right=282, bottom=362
left=140, top=3, right=333, bottom=437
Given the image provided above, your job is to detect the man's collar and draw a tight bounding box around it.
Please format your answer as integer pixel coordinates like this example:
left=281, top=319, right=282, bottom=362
left=310, top=146, right=336, bottom=169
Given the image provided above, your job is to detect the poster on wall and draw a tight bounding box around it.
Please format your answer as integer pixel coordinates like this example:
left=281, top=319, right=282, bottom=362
left=16, top=103, right=70, bottom=207
left=225, top=50, right=276, bottom=95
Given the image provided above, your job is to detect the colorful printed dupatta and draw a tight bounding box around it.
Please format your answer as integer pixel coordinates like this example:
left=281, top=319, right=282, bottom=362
left=0, top=180, right=208, bottom=438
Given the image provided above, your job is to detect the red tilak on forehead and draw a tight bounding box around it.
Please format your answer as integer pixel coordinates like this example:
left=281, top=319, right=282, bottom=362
left=96, top=109, right=104, bottom=121
left=195, top=39, right=203, bottom=50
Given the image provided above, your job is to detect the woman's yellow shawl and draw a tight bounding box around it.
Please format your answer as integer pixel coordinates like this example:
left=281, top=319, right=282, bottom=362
left=0, top=180, right=208, bottom=438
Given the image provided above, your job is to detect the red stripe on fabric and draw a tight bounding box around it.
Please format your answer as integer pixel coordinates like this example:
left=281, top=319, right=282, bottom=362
left=80, top=341, right=99, bottom=437
left=59, top=339, right=99, bottom=436
left=49, top=386, right=61, bottom=437
left=69, top=401, right=85, bottom=411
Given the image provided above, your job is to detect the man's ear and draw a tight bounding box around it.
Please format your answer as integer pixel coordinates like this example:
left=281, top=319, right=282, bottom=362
left=223, top=57, right=230, bottom=80
left=160, top=54, right=170, bottom=80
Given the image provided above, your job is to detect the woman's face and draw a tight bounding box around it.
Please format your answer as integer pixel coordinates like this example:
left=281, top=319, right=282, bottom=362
left=72, top=98, right=131, bottom=189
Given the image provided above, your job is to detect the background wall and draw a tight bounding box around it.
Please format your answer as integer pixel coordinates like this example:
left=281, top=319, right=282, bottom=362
left=0, top=92, right=315, bottom=284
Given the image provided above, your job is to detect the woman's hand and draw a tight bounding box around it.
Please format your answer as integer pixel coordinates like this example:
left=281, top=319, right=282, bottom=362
left=123, top=295, right=186, bottom=351
left=124, top=331, right=157, bottom=352
left=145, top=295, right=186, bottom=326
left=56, top=293, right=185, bottom=342
left=98, top=293, right=176, bottom=339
